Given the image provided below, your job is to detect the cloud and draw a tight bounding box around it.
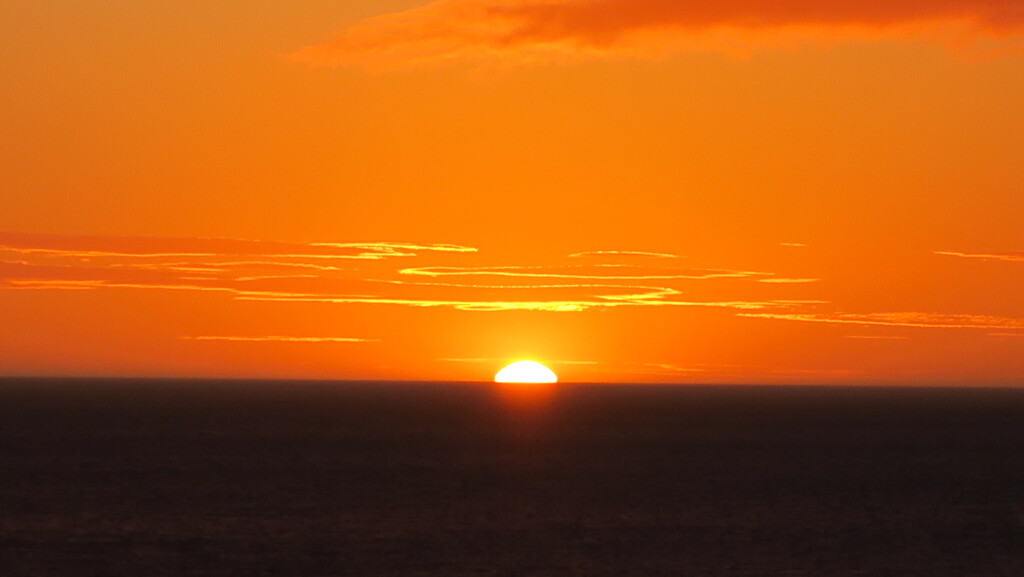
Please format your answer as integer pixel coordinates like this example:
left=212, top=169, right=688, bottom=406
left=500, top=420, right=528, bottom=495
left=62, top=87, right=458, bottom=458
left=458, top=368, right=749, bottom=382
left=291, top=0, right=1024, bottom=67
left=637, top=362, right=706, bottom=374
left=181, top=336, right=379, bottom=343
left=568, top=250, right=680, bottom=259
left=1, top=233, right=801, bottom=313
left=741, top=311, right=1024, bottom=330
left=757, top=278, right=819, bottom=284
left=440, top=357, right=599, bottom=365
left=0, top=232, right=475, bottom=261
left=399, top=264, right=770, bottom=281
left=236, top=292, right=780, bottom=313
left=936, top=250, right=1024, bottom=263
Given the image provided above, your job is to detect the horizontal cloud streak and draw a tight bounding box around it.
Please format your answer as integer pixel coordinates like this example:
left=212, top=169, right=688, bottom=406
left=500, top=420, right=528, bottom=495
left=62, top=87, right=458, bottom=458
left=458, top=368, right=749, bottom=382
left=0, top=232, right=475, bottom=261
left=400, top=265, right=770, bottom=281
left=758, top=278, right=819, bottom=284
left=1, top=233, right=806, bottom=314
left=182, top=336, right=379, bottom=343
left=742, top=312, right=1024, bottom=330
left=936, top=250, right=1024, bottom=263
left=236, top=293, right=781, bottom=313
left=292, top=0, right=1024, bottom=66
left=568, top=250, right=679, bottom=259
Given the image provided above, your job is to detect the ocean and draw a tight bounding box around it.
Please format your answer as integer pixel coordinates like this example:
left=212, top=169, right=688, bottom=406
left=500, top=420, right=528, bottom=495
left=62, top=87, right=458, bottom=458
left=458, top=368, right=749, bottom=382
left=1, top=379, right=1022, bottom=576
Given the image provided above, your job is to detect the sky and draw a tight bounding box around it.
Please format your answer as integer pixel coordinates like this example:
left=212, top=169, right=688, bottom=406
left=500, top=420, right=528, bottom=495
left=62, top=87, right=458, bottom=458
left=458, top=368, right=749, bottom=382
left=2, top=0, right=1024, bottom=385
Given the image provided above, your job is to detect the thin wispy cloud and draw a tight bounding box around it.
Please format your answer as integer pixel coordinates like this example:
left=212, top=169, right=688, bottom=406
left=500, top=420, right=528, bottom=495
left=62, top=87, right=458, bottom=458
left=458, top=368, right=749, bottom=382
left=757, top=278, right=819, bottom=284
left=237, top=293, right=781, bottom=313
left=638, top=362, right=706, bottom=374
left=7, top=232, right=1022, bottom=366
left=742, top=312, right=1024, bottom=331
left=2, top=279, right=105, bottom=291
left=291, top=0, right=1024, bottom=67
left=312, top=242, right=477, bottom=255
left=233, top=275, right=321, bottom=282
left=440, top=357, right=599, bottom=365
left=936, top=250, right=1024, bottom=263
left=182, top=336, right=379, bottom=343
left=0, top=232, right=474, bottom=262
left=400, top=265, right=770, bottom=281
left=568, top=250, right=680, bottom=259
left=0, top=233, right=802, bottom=314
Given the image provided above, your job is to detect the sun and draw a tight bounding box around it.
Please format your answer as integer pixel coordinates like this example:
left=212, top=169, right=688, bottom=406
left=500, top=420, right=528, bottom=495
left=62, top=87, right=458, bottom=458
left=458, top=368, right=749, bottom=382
left=494, top=360, right=558, bottom=384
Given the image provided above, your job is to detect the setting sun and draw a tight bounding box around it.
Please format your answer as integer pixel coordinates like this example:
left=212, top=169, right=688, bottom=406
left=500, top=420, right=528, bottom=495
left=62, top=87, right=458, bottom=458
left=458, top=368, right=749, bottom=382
left=494, top=361, right=558, bottom=384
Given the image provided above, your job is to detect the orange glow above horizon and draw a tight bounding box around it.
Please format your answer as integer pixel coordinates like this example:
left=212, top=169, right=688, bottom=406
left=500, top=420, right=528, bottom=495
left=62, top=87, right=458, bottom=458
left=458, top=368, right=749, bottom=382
left=2, top=1, right=1024, bottom=385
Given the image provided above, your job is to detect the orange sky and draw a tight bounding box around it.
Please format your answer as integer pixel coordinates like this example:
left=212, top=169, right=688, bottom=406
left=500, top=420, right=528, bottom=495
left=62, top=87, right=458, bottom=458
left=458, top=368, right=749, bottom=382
left=3, top=0, right=1024, bottom=384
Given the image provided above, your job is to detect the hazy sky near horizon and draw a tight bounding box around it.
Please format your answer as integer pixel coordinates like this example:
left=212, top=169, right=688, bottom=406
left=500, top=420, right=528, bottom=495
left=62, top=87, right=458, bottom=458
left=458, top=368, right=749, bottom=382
left=3, top=0, right=1024, bottom=384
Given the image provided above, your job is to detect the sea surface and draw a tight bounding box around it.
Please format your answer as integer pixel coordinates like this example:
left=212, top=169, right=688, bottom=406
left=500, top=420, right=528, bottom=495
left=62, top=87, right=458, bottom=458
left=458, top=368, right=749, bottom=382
left=1, top=378, right=1022, bottom=576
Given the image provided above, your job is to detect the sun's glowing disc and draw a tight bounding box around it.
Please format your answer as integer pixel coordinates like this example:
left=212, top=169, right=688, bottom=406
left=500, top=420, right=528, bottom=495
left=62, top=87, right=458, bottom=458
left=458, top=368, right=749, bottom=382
left=494, top=360, right=558, bottom=384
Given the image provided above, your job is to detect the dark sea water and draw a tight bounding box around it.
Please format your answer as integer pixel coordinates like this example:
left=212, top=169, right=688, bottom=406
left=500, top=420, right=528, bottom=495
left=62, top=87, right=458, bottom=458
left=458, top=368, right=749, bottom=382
left=1, top=379, right=1023, bottom=576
